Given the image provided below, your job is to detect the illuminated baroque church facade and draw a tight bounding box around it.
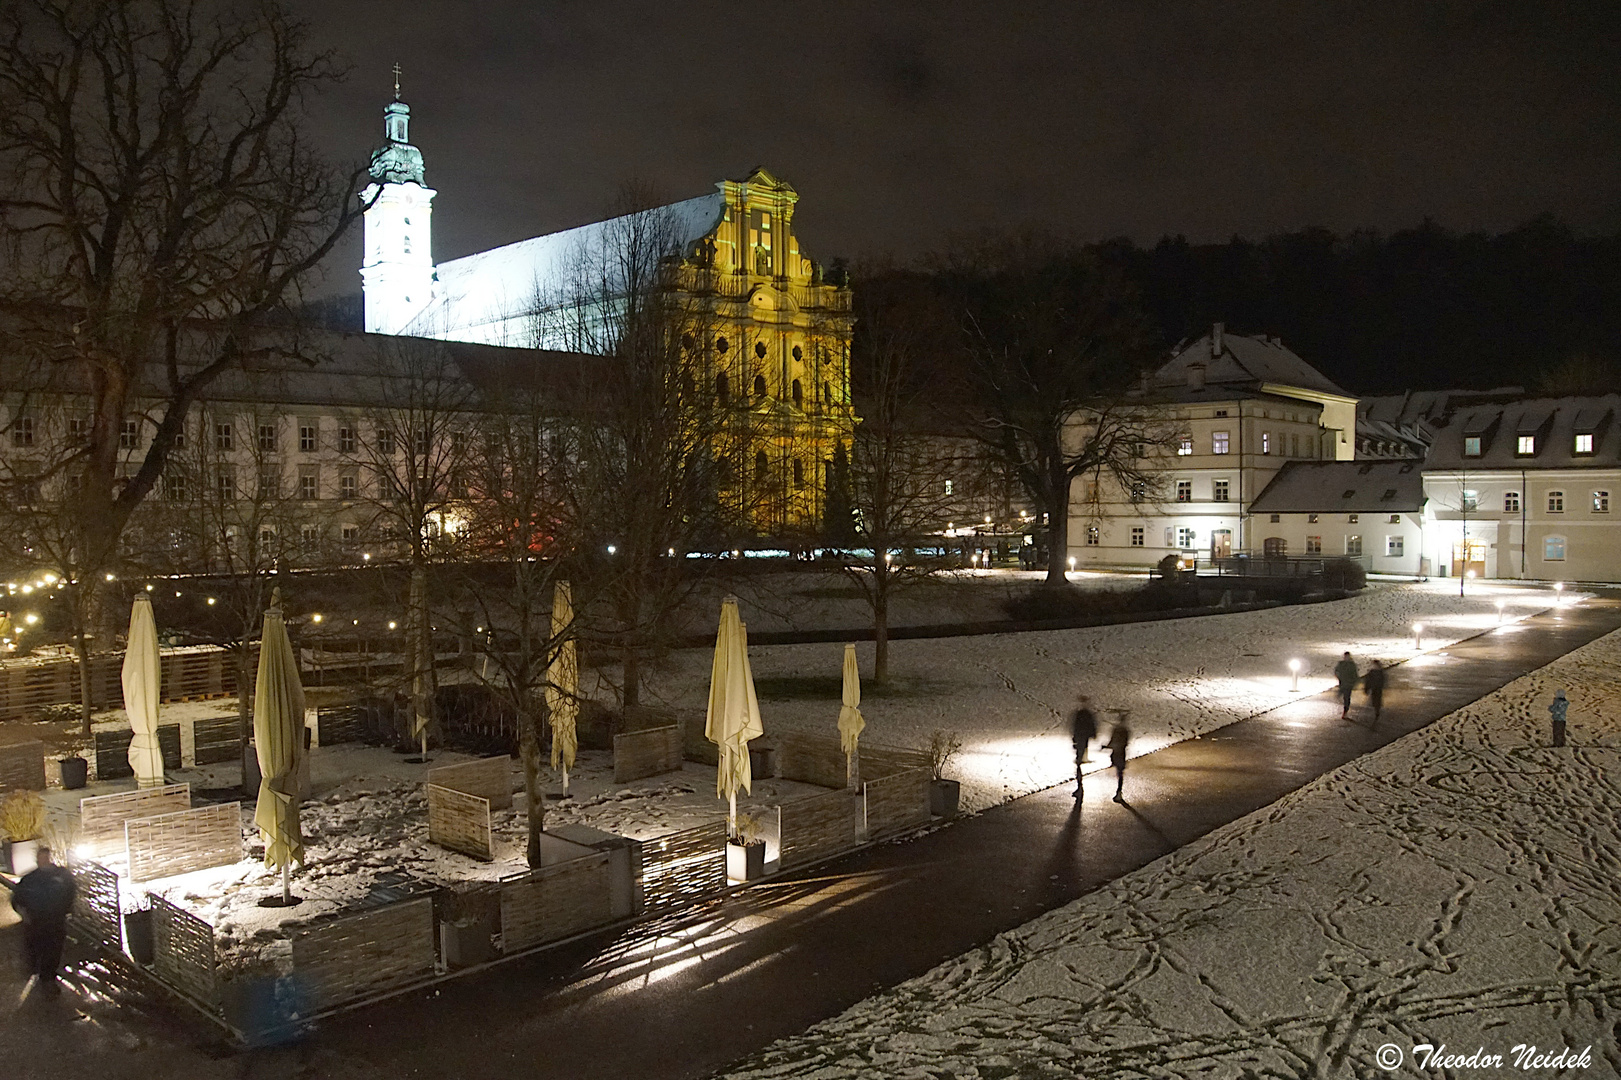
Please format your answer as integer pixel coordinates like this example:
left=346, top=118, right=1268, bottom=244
left=359, top=94, right=856, bottom=536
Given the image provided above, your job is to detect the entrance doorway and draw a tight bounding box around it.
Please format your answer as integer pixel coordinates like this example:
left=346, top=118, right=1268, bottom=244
left=1451, top=538, right=1486, bottom=579
left=1211, top=529, right=1232, bottom=559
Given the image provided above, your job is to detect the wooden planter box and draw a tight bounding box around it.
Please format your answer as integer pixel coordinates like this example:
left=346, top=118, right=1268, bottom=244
left=727, top=841, right=766, bottom=882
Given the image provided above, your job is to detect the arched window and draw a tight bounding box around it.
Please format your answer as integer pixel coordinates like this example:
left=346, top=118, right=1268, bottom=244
left=824, top=381, right=832, bottom=405
left=754, top=374, right=768, bottom=399
left=716, top=373, right=729, bottom=404
left=755, top=450, right=769, bottom=481
left=791, top=380, right=803, bottom=408
left=755, top=341, right=768, bottom=359
left=792, top=459, right=804, bottom=487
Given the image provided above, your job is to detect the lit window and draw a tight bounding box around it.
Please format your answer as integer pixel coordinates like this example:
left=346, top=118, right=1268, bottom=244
left=1176, top=436, right=1192, bottom=456
left=1544, top=535, right=1566, bottom=561
left=1388, top=514, right=1401, bottom=524
left=1595, top=490, right=1610, bottom=513
left=1261, top=432, right=1271, bottom=455
left=1574, top=433, right=1594, bottom=454
left=1305, top=536, right=1323, bottom=554
left=1212, top=431, right=1230, bottom=455
left=1213, top=480, right=1230, bottom=502
left=1345, top=535, right=1362, bottom=556
left=1462, top=489, right=1478, bottom=512
left=1386, top=536, right=1404, bottom=557
left=1175, top=480, right=1192, bottom=503
left=944, top=479, right=954, bottom=495
left=1347, top=513, right=1359, bottom=524
left=1504, top=491, right=1520, bottom=513
left=1177, top=527, right=1196, bottom=549
left=1308, top=513, right=1319, bottom=524
left=1548, top=490, right=1564, bottom=513
left=1516, top=435, right=1535, bottom=455
left=1129, top=526, right=1144, bottom=547
left=1086, top=525, right=1100, bottom=546
left=1463, top=436, right=1481, bottom=456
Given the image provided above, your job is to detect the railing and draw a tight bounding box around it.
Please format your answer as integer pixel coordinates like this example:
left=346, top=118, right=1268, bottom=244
left=1210, top=553, right=1373, bottom=577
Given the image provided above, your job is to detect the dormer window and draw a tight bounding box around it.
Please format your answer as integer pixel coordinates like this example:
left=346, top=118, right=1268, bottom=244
left=1575, top=433, right=1594, bottom=454
left=1463, top=436, right=1482, bottom=456
left=1516, top=435, right=1535, bottom=455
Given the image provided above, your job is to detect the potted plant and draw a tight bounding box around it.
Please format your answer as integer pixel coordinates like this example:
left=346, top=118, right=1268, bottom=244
left=439, top=885, right=498, bottom=969
left=726, top=810, right=767, bottom=882
left=1, top=791, right=46, bottom=876
left=928, top=730, right=963, bottom=818
left=59, top=754, right=89, bottom=790
left=124, top=902, right=156, bottom=965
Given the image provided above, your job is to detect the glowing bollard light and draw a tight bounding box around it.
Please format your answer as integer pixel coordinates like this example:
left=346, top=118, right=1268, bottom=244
left=1413, top=622, right=1424, bottom=650
left=1288, top=658, right=1302, bottom=692
left=1496, top=599, right=1506, bottom=624
left=1554, top=581, right=1565, bottom=605
left=1068, top=556, right=1076, bottom=574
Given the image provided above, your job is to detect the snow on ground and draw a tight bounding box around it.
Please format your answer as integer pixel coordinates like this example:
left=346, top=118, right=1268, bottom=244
left=649, top=581, right=1569, bottom=812
left=718, top=626, right=1621, bottom=1080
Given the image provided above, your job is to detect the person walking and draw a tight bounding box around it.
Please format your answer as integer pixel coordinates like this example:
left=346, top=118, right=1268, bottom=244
left=1107, top=721, right=1130, bottom=803
left=11, top=846, right=77, bottom=997
left=1071, top=695, right=1098, bottom=799
left=1334, top=652, right=1360, bottom=719
left=1363, top=660, right=1387, bottom=726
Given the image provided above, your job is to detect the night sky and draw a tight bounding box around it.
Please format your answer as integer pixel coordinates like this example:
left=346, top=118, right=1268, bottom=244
left=292, top=1, right=1621, bottom=294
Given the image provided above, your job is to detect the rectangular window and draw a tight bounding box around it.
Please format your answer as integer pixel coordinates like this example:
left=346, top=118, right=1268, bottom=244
left=338, top=425, right=356, bottom=454
left=1388, top=514, right=1402, bottom=524
left=1544, top=535, right=1566, bottom=561
left=1345, top=535, right=1362, bottom=556
left=1386, top=536, right=1404, bottom=557
left=301, top=524, right=320, bottom=543
left=215, top=423, right=233, bottom=451
left=1129, top=481, right=1145, bottom=503
left=1504, top=491, right=1520, bottom=513
left=172, top=420, right=185, bottom=449
left=258, top=423, right=277, bottom=453
left=376, top=428, right=395, bottom=456
left=11, top=416, right=34, bottom=448
left=1214, top=409, right=1228, bottom=418
left=1165, top=527, right=1175, bottom=547
left=118, top=419, right=138, bottom=448
left=1305, top=536, right=1323, bottom=554
left=1085, top=525, right=1100, bottom=546
left=299, top=466, right=319, bottom=500
left=1213, top=480, right=1230, bottom=502
left=943, top=478, right=953, bottom=496
left=1595, top=490, right=1610, bottom=513
left=1175, top=480, right=1192, bottom=502
left=216, top=470, right=236, bottom=500
left=413, top=429, right=429, bottom=458
left=1261, top=432, right=1271, bottom=454
left=1574, top=433, right=1594, bottom=454
left=342, top=524, right=360, bottom=542
left=1212, top=431, right=1230, bottom=455
left=1308, top=513, right=1319, bottom=524
left=69, top=417, right=89, bottom=444
left=1463, top=435, right=1482, bottom=456
left=1347, top=513, right=1359, bottom=524
left=1129, top=526, right=1145, bottom=547
left=1516, top=435, right=1535, bottom=455
left=257, top=468, right=280, bottom=500
left=1548, top=490, right=1564, bottom=513
left=299, top=422, right=318, bottom=453
left=1177, top=527, right=1196, bottom=549
left=165, top=474, right=188, bottom=502
left=340, top=472, right=358, bottom=500
left=1269, top=513, right=1281, bottom=523
left=1176, top=436, right=1192, bottom=456
left=1462, top=489, right=1479, bottom=512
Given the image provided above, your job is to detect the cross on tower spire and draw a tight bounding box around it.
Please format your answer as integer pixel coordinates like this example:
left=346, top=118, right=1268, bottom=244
left=392, top=62, right=402, bottom=100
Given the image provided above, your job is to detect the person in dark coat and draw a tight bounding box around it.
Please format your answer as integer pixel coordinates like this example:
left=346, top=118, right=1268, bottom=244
left=11, top=846, right=77, bottom=995
left=1363, top=660, right=1387, bottom=725
left=1071, top=695, right=1098, bottom=798
left=1107, top=722, right=1131, bottom=803
left=1334, top=652, right=1360, bottom=719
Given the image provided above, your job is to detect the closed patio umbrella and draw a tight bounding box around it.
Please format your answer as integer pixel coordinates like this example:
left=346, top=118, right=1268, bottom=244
left=837, top=643, right=865, bottom=789
left=546, top=581, right=578, bottom=794
left=123, top=594, right=164, bottom=787
left=704, top=597, right=763, bottom=836
left=253, top=589, right=305, bottom=906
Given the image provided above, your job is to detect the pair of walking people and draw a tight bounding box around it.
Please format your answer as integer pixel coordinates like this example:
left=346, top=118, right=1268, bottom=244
left=1334, top=652, right=1387, bottom=724
left=1072, top=696, right=1130, bottom=803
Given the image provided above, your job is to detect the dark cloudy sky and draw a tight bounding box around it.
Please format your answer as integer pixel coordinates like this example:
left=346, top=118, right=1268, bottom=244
left=291, top=0, right=1621, bottom=294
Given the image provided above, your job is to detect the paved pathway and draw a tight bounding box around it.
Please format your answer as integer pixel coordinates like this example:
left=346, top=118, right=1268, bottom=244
left=3, top=591, right=1618, bottom=1080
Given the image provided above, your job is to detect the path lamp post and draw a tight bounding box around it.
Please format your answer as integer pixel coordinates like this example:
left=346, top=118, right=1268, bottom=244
left=1288, top=658, right=1301, bottom=692
left=1555, top=581, right=1565, bottom=605
left=1413, top=622, right=1424, bottom=650
left=1496, top=599, right=1505, bottom=624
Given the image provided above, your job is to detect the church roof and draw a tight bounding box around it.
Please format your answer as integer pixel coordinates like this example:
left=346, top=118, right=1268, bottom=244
left=1153, top=327, right=1350, bottom=399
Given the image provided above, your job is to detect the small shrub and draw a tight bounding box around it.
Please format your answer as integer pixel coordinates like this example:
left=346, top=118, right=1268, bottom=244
left=1156, top=553, right=1182, bottom=579
left=39, top=703, right=80, bottom=724
left=1, top=791, right=46, bottom=841
left=732, top=810, right=765, bottom=846
left=928, top=729, right=963, bottom=781
left=1322, top=558, right=1368, bottom=591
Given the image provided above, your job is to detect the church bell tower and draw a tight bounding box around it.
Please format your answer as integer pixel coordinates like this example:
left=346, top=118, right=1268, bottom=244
left=360, top=67, right=438, bottom=335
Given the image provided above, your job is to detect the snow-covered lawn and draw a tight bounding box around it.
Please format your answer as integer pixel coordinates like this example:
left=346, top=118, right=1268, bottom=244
left=718, top=625, right=1621, bottom=1079
left=651, top=580, right=1567, bottom=812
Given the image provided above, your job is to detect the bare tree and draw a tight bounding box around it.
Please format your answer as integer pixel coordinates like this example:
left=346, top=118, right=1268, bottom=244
left=0, top=0, right=366, bottom=662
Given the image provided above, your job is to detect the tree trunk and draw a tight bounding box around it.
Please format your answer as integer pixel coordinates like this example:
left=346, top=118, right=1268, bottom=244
left=409, top=563, right=433, bottom=751
left=1045, top=470, right=1072, bottom=585
left=74, top=628, right=94, bottom=737
left=873, top=573, right=891, bottom=683
left=623, top=645, right=641, bottom=709
left=238, top=647, right=256, bottom=795
left=521, top=710, right=545, bottom=868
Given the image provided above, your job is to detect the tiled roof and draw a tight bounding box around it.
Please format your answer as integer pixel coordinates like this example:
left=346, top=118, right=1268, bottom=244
left=1153, top=328, right=1349, bottom=398
left=1249, top=459, right=1426, bottom=513
left=1424, top=395, right=1621, bottom=470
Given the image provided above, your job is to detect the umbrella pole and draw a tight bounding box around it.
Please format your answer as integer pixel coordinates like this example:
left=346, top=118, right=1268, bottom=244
left=561, top=764, right=569, bottom=793
left=420, top=730, right=428, bottom=759
left=728, top=790, right=737, bottom=838
left=281, top=862, right=290, bottom=905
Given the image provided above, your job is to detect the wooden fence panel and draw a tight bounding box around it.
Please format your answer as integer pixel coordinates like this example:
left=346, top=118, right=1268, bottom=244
left=775, top=730, right=847, bottom=788
left=863, top=766, right=932, bottom=839
left=192, top=716, right=243, bottom=766
left=499, top=852, right=614, bottom=953
left=778, top=788, right=861, bottom=870
left=613, top=726, right=683, bottom=784
left=859, top=741, right=933, bottom=779
left=80, top=784, right=191, bottom=857
left=125, top=803, right=243, bottom=882
left=426, top=784, right=492, bottom=861
left=636, top=820, right=728, bottom=912
left=94, top=724, right=181, bottom=781
left=315, top=705, right=364, bottom=746
left=290, top=897, right=435, bottom=1013
left=150, top=894, right=218, bottom=1006
left=0, top=739, right=47, bottom=792
left=70, top=860, right=123, bottom=952
left=426, top=757, right=512, bottom=810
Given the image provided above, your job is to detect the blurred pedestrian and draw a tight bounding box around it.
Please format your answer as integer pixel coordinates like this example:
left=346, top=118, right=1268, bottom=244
left=1071, top=695, right=1098, bottom=798
left=11, top=846, right=77, bottom=997
left=1334, top=652, right=1360, bottom=719
left=1107, top=721, right=1131, bottom=803
left=1363, top=660, right=1387, bottom=726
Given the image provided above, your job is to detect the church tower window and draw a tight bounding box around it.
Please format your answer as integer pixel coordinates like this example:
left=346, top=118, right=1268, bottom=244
left=792, top=380, right=803, bottom=408
left=715, top=337, right=729, bottom=354
left=792, top=459, right=804, bottom=488
left=716, top=373, right=729, bottom=404
left=792, top=345, right=803, bottom=362
left=755, top=341, right=768, bottom=359
left=754, top=374, right=768, bottom=399
left=755, top=450, right=770, bottom=481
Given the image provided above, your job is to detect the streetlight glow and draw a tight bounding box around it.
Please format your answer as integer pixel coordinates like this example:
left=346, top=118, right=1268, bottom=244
left=1413, top=622, right=1424, bottom=649
left=1288, top=657, right=1301, bottom=691
left=311, top=613, right=323, bottom=623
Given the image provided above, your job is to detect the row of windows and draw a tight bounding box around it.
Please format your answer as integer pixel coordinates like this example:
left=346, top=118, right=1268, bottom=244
left=1462, top=489, right=1609, bottom=514
left=1176, top=430, right=1316, bottom=457
left=1267, top=513, right=1403, bottom=524
left=10, top=415, right=441, bottom=457
left=1174, top=479, right=1232, bottom=502
left=1266, top=536, right=1405, bottom=557
left=1464, top=433, right=1600, bottom=457
left=708, top=374, right=837, bottom=410
left=164, top=469, right=363, bottom=502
